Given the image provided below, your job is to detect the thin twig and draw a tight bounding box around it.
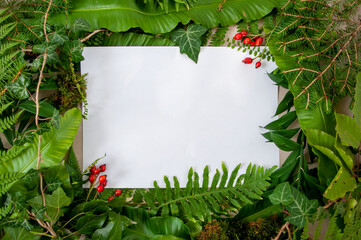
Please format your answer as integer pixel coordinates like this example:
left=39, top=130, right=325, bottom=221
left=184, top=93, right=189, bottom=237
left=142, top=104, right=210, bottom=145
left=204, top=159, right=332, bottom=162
left=80, top=29, right=106, bottom=42
left=43, top=0, right=53, bottom=42
left=273, top=222, right=290, bottom=240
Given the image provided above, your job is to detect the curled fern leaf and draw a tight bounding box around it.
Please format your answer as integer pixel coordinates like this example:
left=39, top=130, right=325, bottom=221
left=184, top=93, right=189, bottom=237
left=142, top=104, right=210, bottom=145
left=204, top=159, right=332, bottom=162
left=0, top=204, right=11, bottom=220
left=141, top=162, right=276, bottom=223
left=0, top=111, right=23, bottom=133
left=0, top=172, right=24, bottom=197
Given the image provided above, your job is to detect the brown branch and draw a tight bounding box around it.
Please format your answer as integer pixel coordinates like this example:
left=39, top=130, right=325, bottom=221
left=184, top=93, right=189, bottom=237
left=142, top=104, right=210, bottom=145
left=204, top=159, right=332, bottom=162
left=281, top=12, right=359, bottom=23
left=277, top=37, right=306, bottom=52
left=11, top=13, right=41, bottom=40
left=318, top=21, right=334, bottom=41
left=43, top=0, right=53, bottom=42
left=272, top=222, right=290, bottom=240
left=277, top=19, right=299, bottom=35
left=298, top=26, right=320, bottom=32
left=80, top=29, right=106, bottom=43
left=295, top=23, right=361, bottom=100
left=341, top=49, right=352, bottom=93
left=283, top=68, right=320, bottom=74
left=281, top=0, right=292, bottom=10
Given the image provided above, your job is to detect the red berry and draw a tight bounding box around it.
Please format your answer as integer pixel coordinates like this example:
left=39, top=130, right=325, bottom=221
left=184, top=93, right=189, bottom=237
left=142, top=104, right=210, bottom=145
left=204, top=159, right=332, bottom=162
left=250, top=41, right=256, bottom=46
left=88, top=174, right=96, bottom=183
left=99, top=175, right=107, bottom=184
left=242, top=57, right=253, bottom=64
left=233, top=33, right=243, bottom=40
left=240, top=30, right=247, bottom=36
left=97, top=184, right=104, bottom=193
left=255, top=37, right=263, bottom=46
left=243, top=38, right=251, bottom=45
left=103, top=180, right=107, bottom=186
left=255, top=61, right=261, bottom=68
left=90, top=166, right=96, bottom=174
left=99, top=164, right=106, bottom=172
left=108, top=196, right=115, bottom=201
left=94, top=168, right=101, bottom=175
left=114, top=189, right=122, bottom=196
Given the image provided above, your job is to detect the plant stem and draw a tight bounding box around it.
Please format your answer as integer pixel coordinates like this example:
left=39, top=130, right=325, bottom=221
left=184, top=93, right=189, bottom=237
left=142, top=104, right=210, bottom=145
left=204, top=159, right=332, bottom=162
left=62, top=212, right=85, bottom=229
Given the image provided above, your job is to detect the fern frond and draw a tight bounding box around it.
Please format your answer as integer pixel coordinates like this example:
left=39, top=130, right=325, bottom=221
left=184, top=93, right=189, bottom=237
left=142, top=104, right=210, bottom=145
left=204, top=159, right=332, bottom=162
left=141, top=163, right=276, bottom=223
left=0, top=111, right=22, bottom=133
left=300, top=218, right=310, bottom=240
left=0, top=172, right=23, bottom=199
left=210, top=26, right=228, bottom=46
left=0, top=204, right=11, bottom=220
left=67, top=145, right=82, bottom=181
left=341, top=201, right=361, bottom=240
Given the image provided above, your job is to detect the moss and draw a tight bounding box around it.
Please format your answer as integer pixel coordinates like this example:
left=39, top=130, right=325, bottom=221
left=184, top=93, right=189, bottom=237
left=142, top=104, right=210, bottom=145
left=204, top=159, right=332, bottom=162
left=198, top=216, right=285, bottom=240
left=198, top=220, right=229, bottom=240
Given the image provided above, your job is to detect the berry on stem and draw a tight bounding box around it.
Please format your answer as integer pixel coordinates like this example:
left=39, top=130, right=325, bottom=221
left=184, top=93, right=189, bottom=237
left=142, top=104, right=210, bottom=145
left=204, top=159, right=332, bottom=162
left=97, top=184, right=105, bottom=193
left=233, top=33, right=243, bottom=40
left=255, top=37, right=263, bottom=46
left=240, top=30, right=247, bottom=36
left=115, top=189, right=122, bottom=196
left=243, top=38, right=251, bottom=45
left=108, top=196, right=115, bottom=201
left=90, top=166, right=96, bottom=174
left=102, top=180, right=107, bottom=187
left=242, top=57, right=253, bottom=64
left=255, top=61, right=261, bottom=68
left=88, top=174, right=96, bottom=183
left=99, top=164, right=106, bottom=172
left=250, top=41, right=256, bottom=47
left=94, top=168, right=101, bottom=175
left=99, top=175, right=107, bottom=184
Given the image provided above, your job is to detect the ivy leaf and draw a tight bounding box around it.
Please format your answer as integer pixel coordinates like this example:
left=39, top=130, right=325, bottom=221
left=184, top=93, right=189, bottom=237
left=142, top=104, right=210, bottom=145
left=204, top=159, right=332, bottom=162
left=171, top=24, right=207, bottom=63
left=32, top=206, right=47, bottom=220
left=70, top=17, right=91, bottom=33
left=33, top=43, right=59, bottom=64
left=5, top=75, right=30, bottom=100
left=269, top=182, right=294, bottom=206
left=285, top=187, right=318, bottom=228
left=64, top=40, right=84, bottom=62
left=49, top=32, right=69, bottom=45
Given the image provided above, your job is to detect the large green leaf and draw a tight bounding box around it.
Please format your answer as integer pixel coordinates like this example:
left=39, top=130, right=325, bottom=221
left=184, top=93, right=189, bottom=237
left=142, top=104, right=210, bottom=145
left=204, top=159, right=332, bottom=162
left=234, top=198, right=283, bottom=222
left=285, top=186, right=318, bottom=228
left=353, top=72, right=361, bottom=128
left=54, top=0, right=280, bottom=34
left=335, top=113, right=361, bottom=149
left=171, top=24, right=207, bottom=63
left=104, top=32, right=176, bottom=46
left=295, top=99, right=336, bottom=135
left=323, top=167, right=357, bottom=201
left=122, top=207, right=191, bottom=240
left=3, top=227, right=41, bottom=240
left=0, top=108, right=82, bottom=173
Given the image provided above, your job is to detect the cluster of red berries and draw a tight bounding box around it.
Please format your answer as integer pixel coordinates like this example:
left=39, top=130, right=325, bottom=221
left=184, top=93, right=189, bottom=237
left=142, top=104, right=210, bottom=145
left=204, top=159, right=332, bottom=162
left=234, top=30, right=264, bottom=69
left=233, top=30, right=263, bottom=47
left=107, top=189, right=123, bottom=201
left=89, top=164, right=108, bottom=193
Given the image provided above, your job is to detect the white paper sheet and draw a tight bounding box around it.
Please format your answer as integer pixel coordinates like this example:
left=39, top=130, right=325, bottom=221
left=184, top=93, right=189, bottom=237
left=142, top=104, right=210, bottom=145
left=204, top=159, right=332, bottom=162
left=81, top=47, right=279, bottom=188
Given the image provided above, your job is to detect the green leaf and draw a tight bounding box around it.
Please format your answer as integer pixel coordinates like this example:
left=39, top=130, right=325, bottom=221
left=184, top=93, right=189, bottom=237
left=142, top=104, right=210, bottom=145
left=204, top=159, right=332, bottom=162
left=18, top=101, right=59, bottom=118
left=122, top=207, right=191, bottom=240
left=269, top=132, right=300, bottom=151
left=353, top=72, right=361, bottom=128
left=63, top=40, right=84, bottom=63
left=5, top=76, right=30, bottom=100
left=235, top=198, right=283, bottom=222
left=323, top=167, right=357, bottom=201
left=104, top=32, right=176, bottom=46
left=285, top=187, right=318, bottom=228
left=275, top=90, right=294, bottom=115
left=76, top=213, right=107, bottom=235
left=269, top=182, right=294, bottom=206
left=55, top=0, right=280, bottom=34
left=295, top=100, right=336, bottom=135
left=49, top=32, right=69, bottom=45
left=171, top=24, right=207, bottom=63
left=0, top=108, right=82, bottom=173
left=262, top=128, right=299, bottom=142
left=70, top=17, right=91, bottom=33
left=3, top=227, right=41, bottom=240
left=335, top=113, right=361, bottom=149
left=263, top=111, right=297, bottom=130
